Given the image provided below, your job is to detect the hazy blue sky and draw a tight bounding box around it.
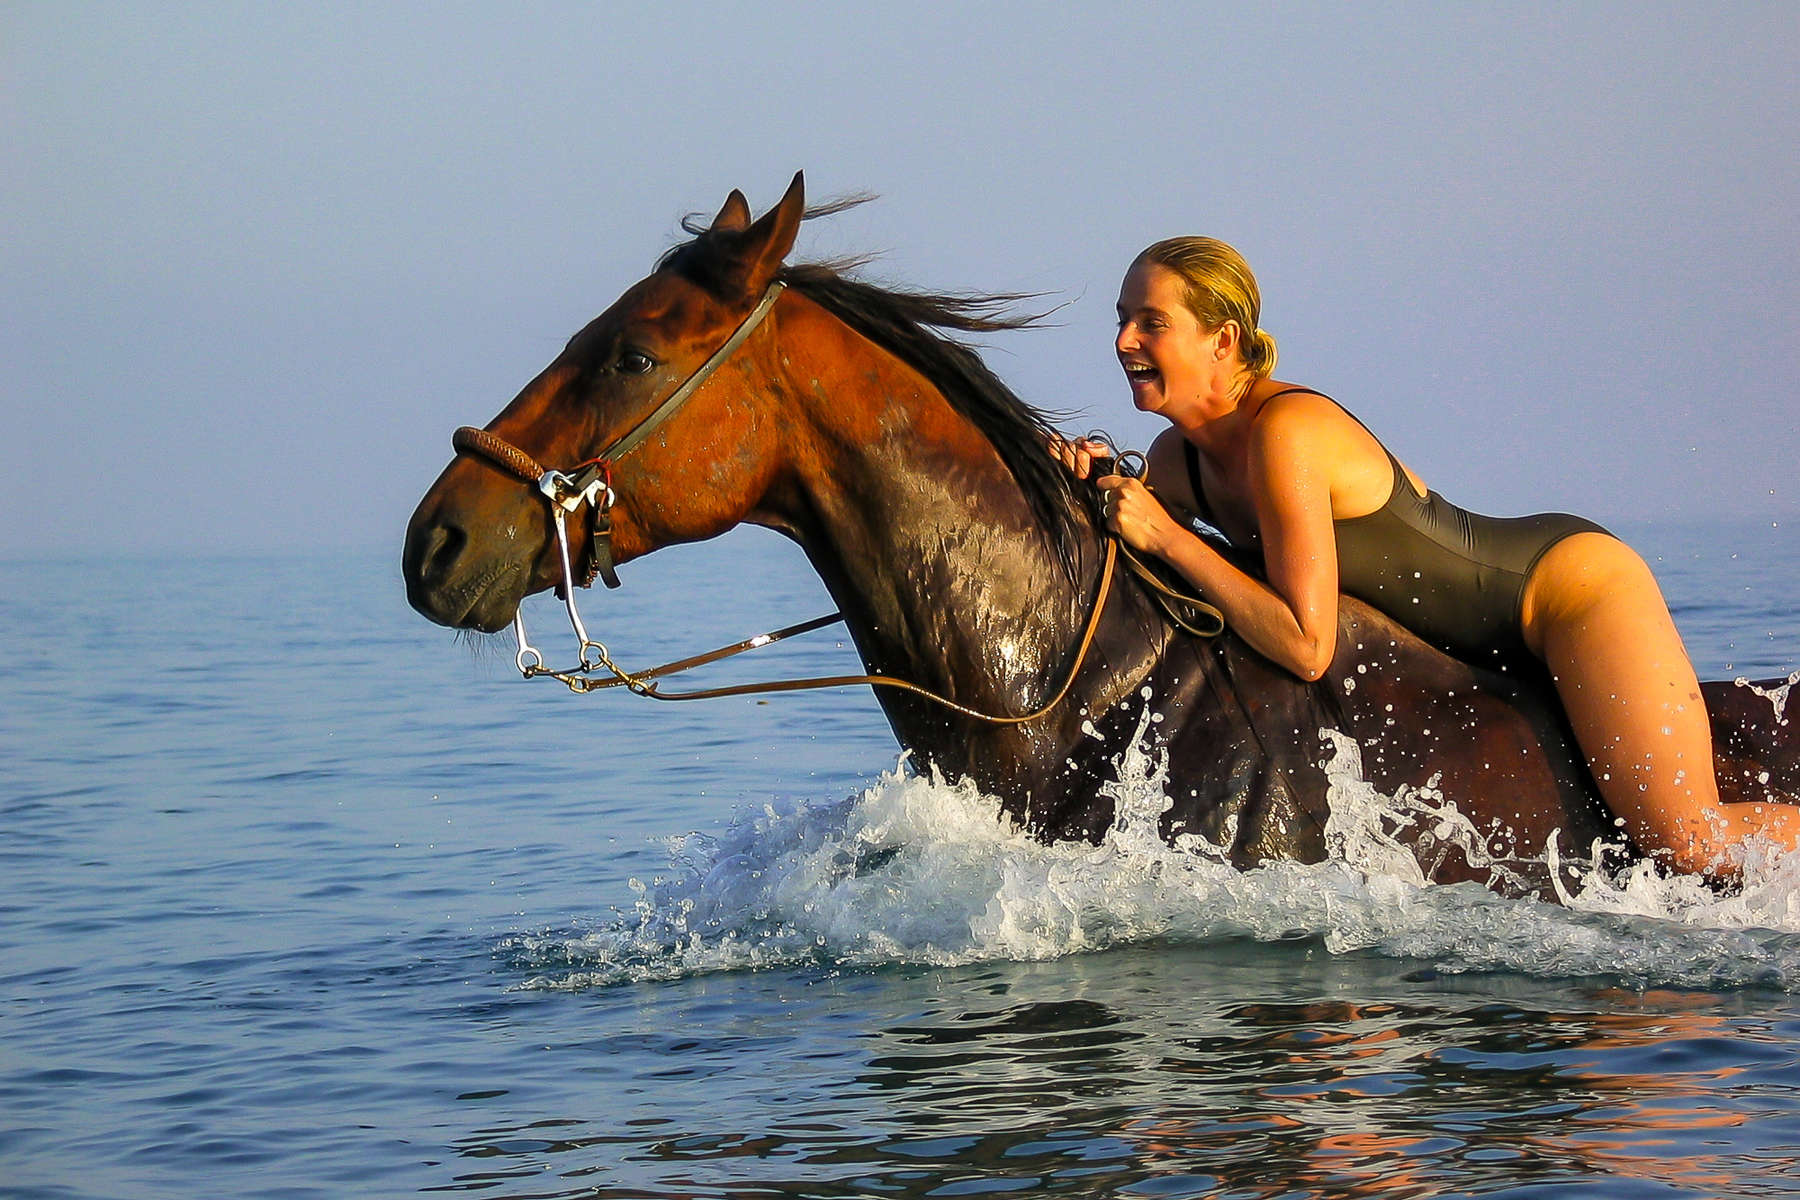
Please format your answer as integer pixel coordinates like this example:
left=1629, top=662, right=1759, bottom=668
left=5, top=3, right=1797, bottom=559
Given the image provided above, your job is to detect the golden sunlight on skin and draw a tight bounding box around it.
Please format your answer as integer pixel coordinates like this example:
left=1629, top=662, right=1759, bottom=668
left=1059, top=251, right=1800, bottom=881
left=1524, top=533, right=1800, bottom=875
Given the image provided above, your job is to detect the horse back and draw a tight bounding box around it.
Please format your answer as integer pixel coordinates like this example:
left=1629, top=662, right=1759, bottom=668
left=1706, top=676, right=1800, bottom=804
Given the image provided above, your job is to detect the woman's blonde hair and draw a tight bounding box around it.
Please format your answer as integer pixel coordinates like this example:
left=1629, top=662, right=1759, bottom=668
left=1135, top=236, right=1278, bottom=379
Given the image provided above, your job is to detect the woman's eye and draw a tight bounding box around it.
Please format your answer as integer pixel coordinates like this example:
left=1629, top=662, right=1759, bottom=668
left=619, top=351, right=654, bottom=375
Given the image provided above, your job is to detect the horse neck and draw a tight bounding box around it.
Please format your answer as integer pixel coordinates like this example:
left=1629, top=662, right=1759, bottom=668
left=758, top=302, right=1098, bottom=708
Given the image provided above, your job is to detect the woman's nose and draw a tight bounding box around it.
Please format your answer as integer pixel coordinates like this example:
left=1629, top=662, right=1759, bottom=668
left=1115, top=323, right=1138, bottom=354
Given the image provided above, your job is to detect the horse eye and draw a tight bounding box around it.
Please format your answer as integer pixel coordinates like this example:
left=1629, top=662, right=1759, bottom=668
left=618, top=351, right=655, bottom=375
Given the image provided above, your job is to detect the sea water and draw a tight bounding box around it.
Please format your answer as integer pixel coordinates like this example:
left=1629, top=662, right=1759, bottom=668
left=3, top=519, right=1798, bottom=1199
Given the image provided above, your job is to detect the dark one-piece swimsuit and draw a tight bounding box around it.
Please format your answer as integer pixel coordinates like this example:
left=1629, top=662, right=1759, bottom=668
left=1182, top=389, right=1610, bottom=662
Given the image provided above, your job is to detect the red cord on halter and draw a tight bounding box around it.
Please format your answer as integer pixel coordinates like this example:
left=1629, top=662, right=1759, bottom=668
left=567, top=457, right=612, bottom=487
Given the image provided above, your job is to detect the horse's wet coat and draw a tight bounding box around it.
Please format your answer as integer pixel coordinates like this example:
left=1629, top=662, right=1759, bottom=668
left=403, top=175, right=1800, bottom=896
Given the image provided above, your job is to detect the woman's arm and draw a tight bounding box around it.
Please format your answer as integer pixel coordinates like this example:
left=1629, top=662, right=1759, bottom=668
left=1093, top=403, right=1344, bottom=680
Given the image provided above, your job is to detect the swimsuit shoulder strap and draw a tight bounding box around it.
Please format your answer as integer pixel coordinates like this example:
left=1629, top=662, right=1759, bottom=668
left=1181, top=438, right=1215, bottom=524
left=1263, top=386, right=1328, bottom=403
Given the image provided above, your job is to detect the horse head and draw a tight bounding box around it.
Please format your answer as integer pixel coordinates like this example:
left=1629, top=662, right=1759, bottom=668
left=403, top=174, right=808, bottom=632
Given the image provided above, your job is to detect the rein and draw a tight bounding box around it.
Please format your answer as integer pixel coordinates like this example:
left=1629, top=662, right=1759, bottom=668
left=449, top=280, right=1224, bottom=725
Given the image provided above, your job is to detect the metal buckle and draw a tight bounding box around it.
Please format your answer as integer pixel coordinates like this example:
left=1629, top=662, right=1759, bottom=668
left=538, top=469, right=610, bottom=514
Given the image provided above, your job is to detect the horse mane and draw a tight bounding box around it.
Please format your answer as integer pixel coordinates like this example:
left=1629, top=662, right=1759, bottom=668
left=660, top=210, right=1098, bottom=580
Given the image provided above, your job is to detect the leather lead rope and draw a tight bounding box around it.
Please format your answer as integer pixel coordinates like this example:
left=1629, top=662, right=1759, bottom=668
left=1114, top=542, right=1226, bottom=637
left=557, top=539, right=1124, bottom=726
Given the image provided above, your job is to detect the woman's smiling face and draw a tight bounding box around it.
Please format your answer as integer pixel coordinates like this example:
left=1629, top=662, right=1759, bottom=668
left=1114, top=260, right=1229, bottom=419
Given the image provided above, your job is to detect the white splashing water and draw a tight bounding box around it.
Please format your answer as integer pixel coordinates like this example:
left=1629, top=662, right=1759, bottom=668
left=1733, top=669, right=1800, bottom=724
left=509, top=705, right=1800, bottom=992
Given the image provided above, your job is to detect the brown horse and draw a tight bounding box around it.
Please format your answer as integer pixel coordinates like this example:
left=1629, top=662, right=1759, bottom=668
left=403, top=174, right=1800, bottom=895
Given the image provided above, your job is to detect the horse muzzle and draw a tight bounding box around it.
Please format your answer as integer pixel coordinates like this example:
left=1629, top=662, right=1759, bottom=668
left=402, top=494, right=537, bottom=633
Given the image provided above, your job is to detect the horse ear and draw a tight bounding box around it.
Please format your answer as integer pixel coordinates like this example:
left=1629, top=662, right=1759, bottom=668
left=710, top=189, right=753, bottom=234
left=726, top=171, right=805, bottom=293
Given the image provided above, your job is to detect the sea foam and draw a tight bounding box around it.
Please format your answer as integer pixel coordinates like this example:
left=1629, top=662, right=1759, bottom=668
left=508, top=703, right=1800, bottom=992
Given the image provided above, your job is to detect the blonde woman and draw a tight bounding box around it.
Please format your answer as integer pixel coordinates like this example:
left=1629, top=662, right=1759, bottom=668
left=1056, top=237, right=1794, bottom=877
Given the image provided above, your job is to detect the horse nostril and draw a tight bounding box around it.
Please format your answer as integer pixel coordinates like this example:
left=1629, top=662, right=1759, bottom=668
left=405, top=519, right=467, bottom=598
left=420, top=522, right=467, bottom=586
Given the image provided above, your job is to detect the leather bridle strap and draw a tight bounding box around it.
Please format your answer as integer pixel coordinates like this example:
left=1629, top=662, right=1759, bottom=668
left=456, top=281, right=786, bottom=482
left=452, top=281, right=787, bottom=589
left=601, top=281, right=785, bottom=464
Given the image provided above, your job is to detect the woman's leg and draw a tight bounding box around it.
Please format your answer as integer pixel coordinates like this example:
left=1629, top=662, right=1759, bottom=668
left=1522, top=533, right=1794, bottom=876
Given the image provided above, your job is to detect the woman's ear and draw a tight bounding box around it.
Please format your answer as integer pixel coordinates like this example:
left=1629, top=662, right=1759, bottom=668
left=1212, top=319, right=1242, bottom=361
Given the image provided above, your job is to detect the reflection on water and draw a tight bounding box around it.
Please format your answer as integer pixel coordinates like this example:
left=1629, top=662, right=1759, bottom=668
left=429, top=945, right=1800, bottom=1199
left=5, top=533, right=1798, bottom=1200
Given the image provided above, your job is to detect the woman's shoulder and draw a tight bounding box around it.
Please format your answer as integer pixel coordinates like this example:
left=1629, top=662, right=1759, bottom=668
left=1146, top=425, right=1191, bottom=457
left=1248, top=382, right=1400, bottom=491
left=1144, top=427, right=1201, bottom=509
left=1248, top=383, right=1351, bottom=449
left=1248, top=383, right=1404, bottom=499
